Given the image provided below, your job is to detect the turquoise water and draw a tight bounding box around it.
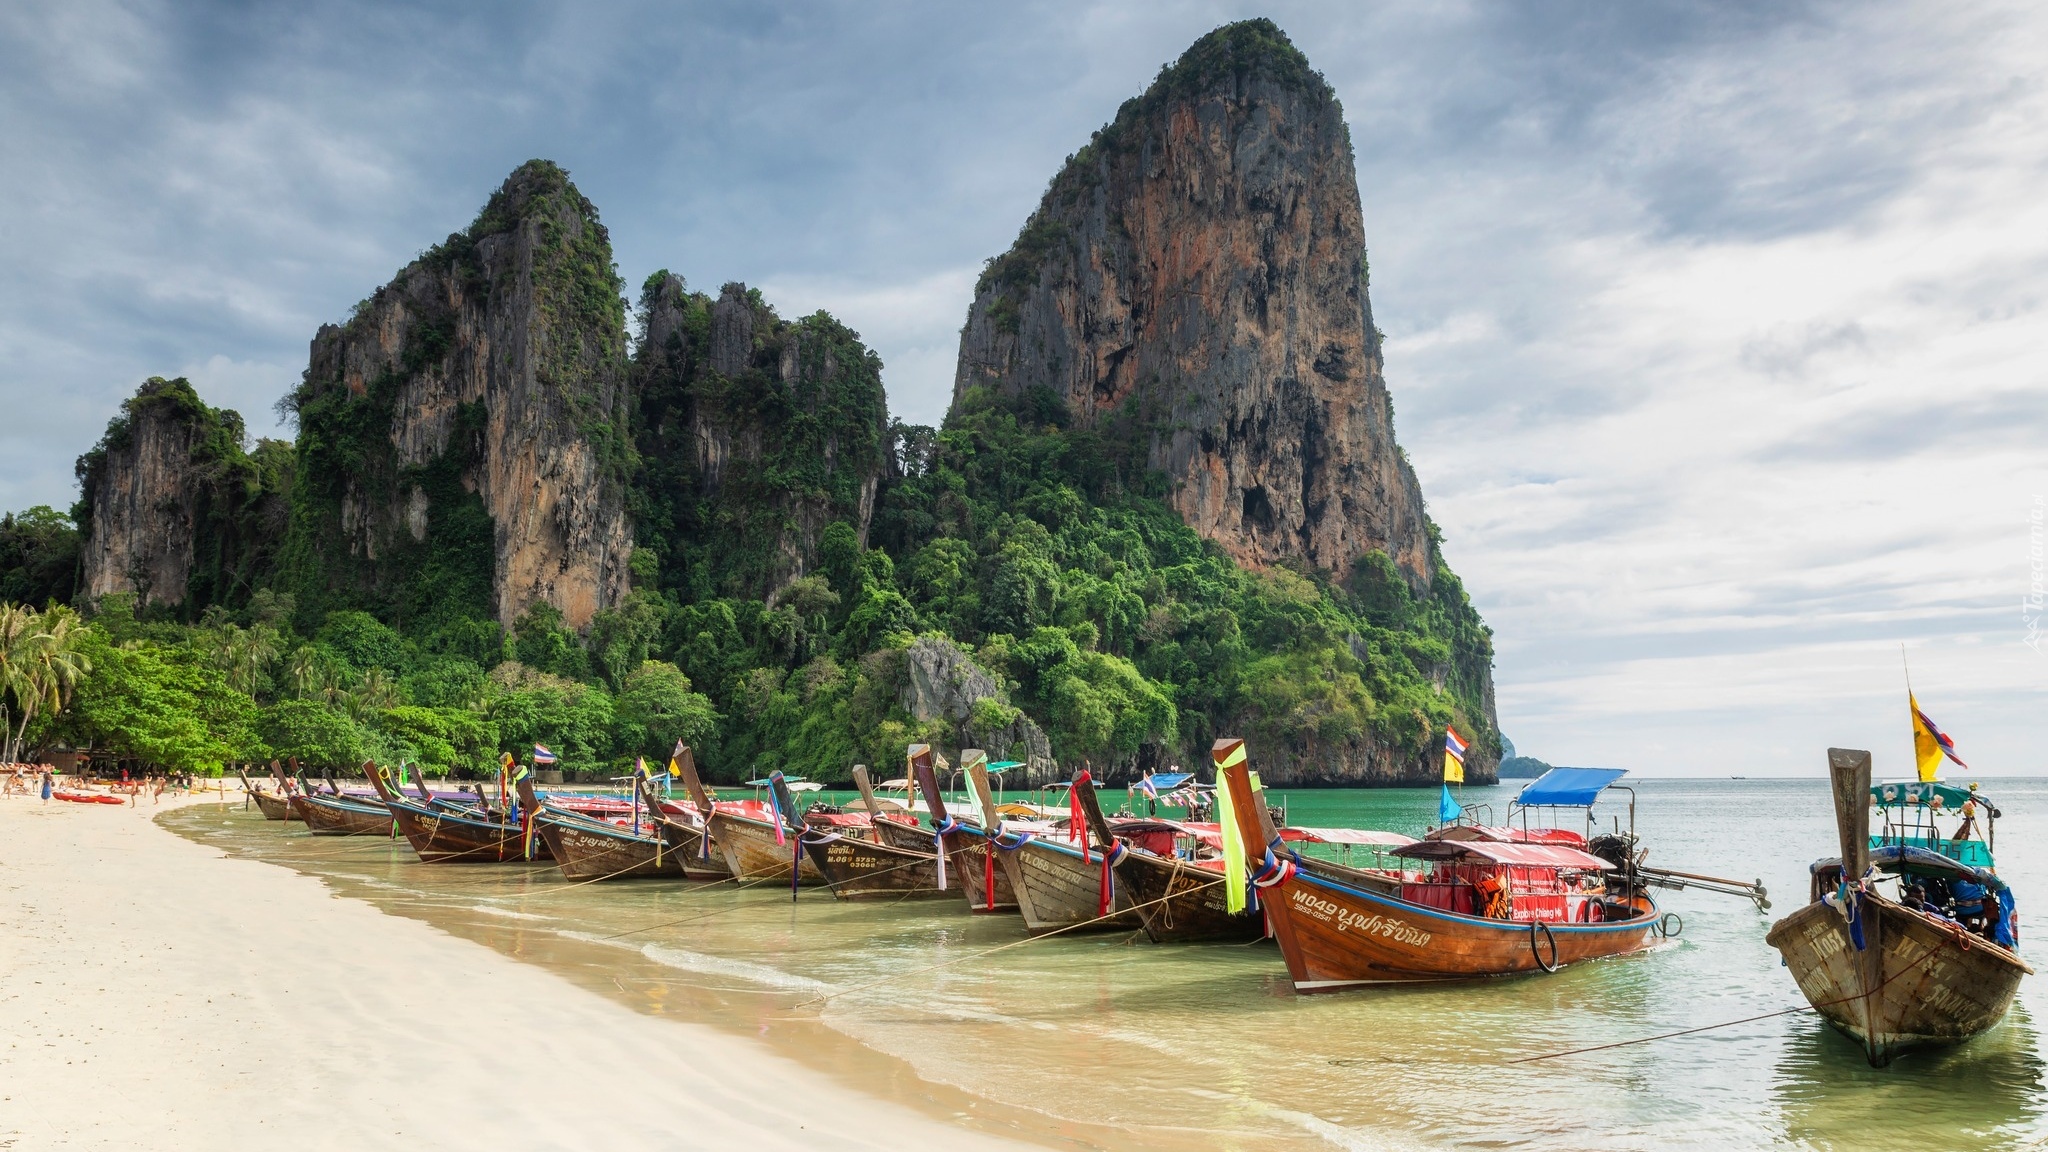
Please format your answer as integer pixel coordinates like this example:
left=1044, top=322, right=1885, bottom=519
left=169, top=777, right=2046, bottom=1150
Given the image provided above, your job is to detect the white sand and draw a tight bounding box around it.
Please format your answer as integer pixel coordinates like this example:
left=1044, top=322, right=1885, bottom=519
left=0, top=789, right=1037, bottom=1151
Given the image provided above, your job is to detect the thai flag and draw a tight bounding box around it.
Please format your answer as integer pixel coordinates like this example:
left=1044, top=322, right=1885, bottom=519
left=1443, top=727, right=1468, bottom=765
left=533, top=745, right=558, bottom=766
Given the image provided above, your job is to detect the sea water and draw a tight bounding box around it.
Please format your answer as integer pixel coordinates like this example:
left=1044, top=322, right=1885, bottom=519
left=165, top=778, right=2048, bottom=1151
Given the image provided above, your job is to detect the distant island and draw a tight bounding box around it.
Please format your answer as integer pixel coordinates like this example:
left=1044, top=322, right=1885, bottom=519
left=1498, top=755, right=1553, bottom=779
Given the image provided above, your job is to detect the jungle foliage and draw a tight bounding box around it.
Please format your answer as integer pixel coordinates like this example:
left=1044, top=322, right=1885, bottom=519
left=0, top=149, right=1493, bottom=783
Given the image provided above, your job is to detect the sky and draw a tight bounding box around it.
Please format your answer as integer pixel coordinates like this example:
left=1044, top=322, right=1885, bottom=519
left=2, top=0, right=2043, bottom=776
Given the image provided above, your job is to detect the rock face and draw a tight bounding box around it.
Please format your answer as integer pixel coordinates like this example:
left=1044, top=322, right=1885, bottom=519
left=76, top=377, right=290, bottom=610
left=953, top=19, right=1433, bottom=588
left=899, top=636, right=1054, bottom=780
left=288, top=160, right=633, bottom=631
left=629, top=275, right=891, bottom=600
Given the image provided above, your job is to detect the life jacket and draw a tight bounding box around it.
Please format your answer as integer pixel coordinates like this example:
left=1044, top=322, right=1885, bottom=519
left=1475, top=873, right=1511, bottom=919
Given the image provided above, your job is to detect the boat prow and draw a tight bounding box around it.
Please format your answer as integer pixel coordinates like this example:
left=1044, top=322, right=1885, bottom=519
left=1767, top=747, right=2031, bottom=1065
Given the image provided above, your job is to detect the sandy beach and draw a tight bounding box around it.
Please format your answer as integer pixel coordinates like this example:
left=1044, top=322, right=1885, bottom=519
left=0, top=788, right=1036, bottom=1151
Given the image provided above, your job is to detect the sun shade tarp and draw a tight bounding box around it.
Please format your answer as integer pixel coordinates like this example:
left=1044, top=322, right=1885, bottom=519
left=1133, top=772, right=1195, bottom=795
left=1283, top=827, right=1415, bottom=847
left=1394, top=839, right=1613, bottom=870
left=1515, top=767, right=1627, bottom=808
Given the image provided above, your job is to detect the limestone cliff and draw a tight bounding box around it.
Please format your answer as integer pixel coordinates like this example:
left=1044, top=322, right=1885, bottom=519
left=948, top=20, right=1499, bottom=785
left=629, top=275, right=891, bottom=601
left=285, top=160, right=633, bottom=632
left=898, top=636, right=1053, bottom=781
left=75, top=377, right=291, bottom=611
left=953, top=19, right=1433, bottom=589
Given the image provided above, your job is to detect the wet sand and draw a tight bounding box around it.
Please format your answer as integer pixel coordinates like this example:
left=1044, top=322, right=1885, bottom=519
left=0, top=789, right=1039, bottom=1151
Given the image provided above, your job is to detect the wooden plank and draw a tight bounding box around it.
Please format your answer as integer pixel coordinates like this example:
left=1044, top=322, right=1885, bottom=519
left=961, top=752, right=1024, bottom=914
left=852, top=764, right=882, bottom=818
left=1827, top=747, right=1872, bottom=880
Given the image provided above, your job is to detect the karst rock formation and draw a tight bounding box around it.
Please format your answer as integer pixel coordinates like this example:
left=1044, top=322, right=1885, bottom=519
left=954, top=20, right=1435, bottom=590
left=289, top=160, right=634, bottom=630
left=77, top=376, right=289, bottom=610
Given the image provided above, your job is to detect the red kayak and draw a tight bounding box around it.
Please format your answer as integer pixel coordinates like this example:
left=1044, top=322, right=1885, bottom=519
left=51, top=788, right=126, bottom=805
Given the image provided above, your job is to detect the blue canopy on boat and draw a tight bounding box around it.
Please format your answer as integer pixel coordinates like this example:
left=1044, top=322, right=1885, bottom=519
left=1515, top=767, right=1627, bottom=808
left=1133, top=772, right=1194, bottom=797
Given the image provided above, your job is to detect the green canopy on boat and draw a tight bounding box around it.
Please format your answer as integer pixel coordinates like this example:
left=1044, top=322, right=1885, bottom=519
left=1870, top=780, right=1986, bottom=809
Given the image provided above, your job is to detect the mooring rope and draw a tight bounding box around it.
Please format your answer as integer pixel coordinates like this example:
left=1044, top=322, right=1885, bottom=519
left=1511, top=920, right=1972, bottom=1063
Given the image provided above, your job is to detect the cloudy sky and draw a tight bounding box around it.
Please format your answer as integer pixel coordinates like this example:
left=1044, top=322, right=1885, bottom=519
left=3, top=0, right=2042, bottom=775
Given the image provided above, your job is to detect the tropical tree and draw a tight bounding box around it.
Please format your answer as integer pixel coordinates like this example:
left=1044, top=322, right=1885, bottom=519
left=0, top=604, right=92, bottom=762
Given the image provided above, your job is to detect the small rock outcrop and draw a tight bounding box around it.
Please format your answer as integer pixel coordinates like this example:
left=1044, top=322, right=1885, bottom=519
left=953, top=19, right=1433, bottom=588
left=899, top=636, right=1053, bottom=779
left=76, top=377, right=291, bottom=610
left=629, top=274, right=891, bottom=600
left=287, top=160, right=633, bottom=630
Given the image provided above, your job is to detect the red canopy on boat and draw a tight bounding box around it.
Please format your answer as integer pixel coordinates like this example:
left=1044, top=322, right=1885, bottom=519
left=1393, top=839, right=1612, bottom=870
left=1430, top=824, right=1587, bottom=847
left=1283, top=827, right=1416, bottom=848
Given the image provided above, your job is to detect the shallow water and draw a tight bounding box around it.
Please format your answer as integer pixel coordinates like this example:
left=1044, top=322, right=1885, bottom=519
left=166, top=778, right=2047, bottom=1150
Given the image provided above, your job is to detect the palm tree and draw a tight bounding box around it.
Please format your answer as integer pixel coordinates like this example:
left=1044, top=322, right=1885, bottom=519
left=0, top=604, right=92, bottom=763
left=219, top=624, right=279, bottom=697
left=284, top=646, right=320, bottom=699
left=344, top=668, right=399, bottom=723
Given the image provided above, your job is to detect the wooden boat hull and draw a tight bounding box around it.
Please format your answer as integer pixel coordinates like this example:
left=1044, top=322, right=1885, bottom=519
left=389, top=800, right=549, bottom=864
left=954, top=830, right=1019, bottom=914
left=863, top=818, right=1012, bottom=909
left=538, top=811, right=697, bottom=881
left=299, top=794, right=396, bottom=837
left=1259, top=865, right=1659, bottom=989
left=1010, top=837, right=1140, bottom=933
left=644, top=818, right=735, bottom=881
left=1116, top=852, right=1261, bottom=944
left=802, top=831, right=955, bottom=900
left=707, top=813, right=822, bottom=885
left=1766, top=894, right=2032, bottom=1065
left=250, top=789, right=298, bottom=821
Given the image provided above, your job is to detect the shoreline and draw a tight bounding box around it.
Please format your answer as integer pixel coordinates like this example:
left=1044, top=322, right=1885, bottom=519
left=0, top=789, right=1061, bottom=1151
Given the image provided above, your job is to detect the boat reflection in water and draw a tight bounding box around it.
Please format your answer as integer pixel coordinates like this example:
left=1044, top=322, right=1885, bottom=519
left=1770, top=1002, right=2043, bottom=1148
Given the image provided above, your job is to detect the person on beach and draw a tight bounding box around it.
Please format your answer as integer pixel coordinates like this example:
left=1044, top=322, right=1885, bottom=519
left=41, top=769, right=52, bottom=802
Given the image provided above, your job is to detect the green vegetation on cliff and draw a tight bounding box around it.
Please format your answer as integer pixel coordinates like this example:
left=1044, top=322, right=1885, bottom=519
left=0, top=117, right=1494, bottom=783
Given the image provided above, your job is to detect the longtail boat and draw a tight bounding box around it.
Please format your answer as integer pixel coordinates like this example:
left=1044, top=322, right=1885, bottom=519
left=515, top=765, right=715, bottom=881
left=1072, top=787, right=1263, bottom=943
left=298, top=764, right=398, bottom=837
left=1766, top=747, right=2031, bottom=1066
left=241, top=761, right=300, bottom=821
left=299, top=791, right=397, bottom=836
left=672, top=744, right=819, bottom=885
left=1004, top=769, right=1141, bottom=934
left=800, top=762, right=959, bottom=900
left=1217, top=738, right=1663, bottom=989
left=948, top=750, right=1025, bottom=914
left=365, top=759, right=548, bottom=864
left=635, top=746, right=734, bottom=880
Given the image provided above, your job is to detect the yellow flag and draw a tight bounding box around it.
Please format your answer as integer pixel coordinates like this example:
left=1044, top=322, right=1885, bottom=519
left=1909, top=693, right=1965, bottom=782
left=667, top=756, right=682, bottom=778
